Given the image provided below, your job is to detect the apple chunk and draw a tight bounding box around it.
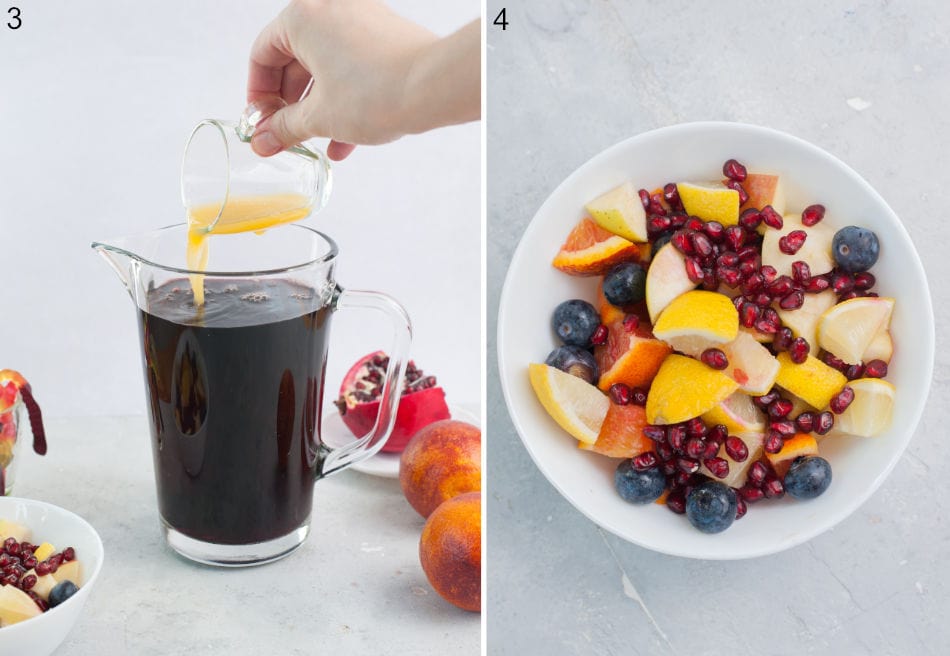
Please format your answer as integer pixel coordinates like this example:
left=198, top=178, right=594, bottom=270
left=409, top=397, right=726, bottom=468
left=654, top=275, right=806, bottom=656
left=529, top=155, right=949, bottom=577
left=761, top=214, right=835, bottom=278
left=585, top=182, right=648, bottom=242
left=0, top=584, right=42, bottom=626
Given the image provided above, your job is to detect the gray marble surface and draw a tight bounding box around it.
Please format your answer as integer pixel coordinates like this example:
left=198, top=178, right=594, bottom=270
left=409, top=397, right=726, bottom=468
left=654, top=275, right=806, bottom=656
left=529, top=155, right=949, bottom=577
left=14, top=416, right=479, bottom=655
left=487, top=1, right=947, bottom=654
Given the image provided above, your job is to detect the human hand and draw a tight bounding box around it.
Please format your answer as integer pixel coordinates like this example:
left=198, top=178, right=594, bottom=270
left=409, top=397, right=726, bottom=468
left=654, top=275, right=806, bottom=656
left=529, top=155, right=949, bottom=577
left=247, top=0, right=480, bottom=161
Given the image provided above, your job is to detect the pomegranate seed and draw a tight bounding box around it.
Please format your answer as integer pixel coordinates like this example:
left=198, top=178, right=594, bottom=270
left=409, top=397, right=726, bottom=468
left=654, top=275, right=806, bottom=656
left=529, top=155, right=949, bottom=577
left=768, top=275, right=795, bottom=298
left=865, top=359, right=888, bottom=378
left=754, top=391, right=779, bottom=409
left=691, top=232, right=714, bottom=258
left=768, top=399, right=794, bottom=419
left=801, top=204, right=825, bottom=226
left=737, top=245, right=759, bottom=262
left=791, top=261, right=812, bottom=285
left=737, top=260, right=757, bottom=278
left=590, top=324, right=608, bottom=346
left=771, top=419, right=795, bottom=437
left=702, top=269, right=718, bottom=291
left=724, top=225, right=746, bottom=250
left=718, top=266, right=741, bottom=288
left=638, top=189, right=651, bottom=210
left=706, top=424, right=727, bottom=443
left=723, top=158, right=748, bottom=181
left=609, top=383, right=632, bottom=405
left=740, top=485, right=766, bottom=502
left=684, top=217, right=705, bottom=232
left=2, top=574, right=17, bottom=586
left=740, top=302, right=759, bottom=328
left=716, top=251, right=739, bottom=268
left=845, top=363, right=865, bottom=380
left=685, top=438, right=706, bottom=459
left=632, top=452, right=659, bottom=470
left=732, top=295, right=744, bottom=312
left=839, top=290, right=860, bottom=301
left=778, top=230, right=807, bottom=255
left=703, top=221, right=725, bottom=242
left=705, top=457, right=730, bottom=479
left=830, top=386, right=855, bottom=414
left=631, top=387, right=648, bottom=406
left=701, top=348, right=729, bottom=370
left=725, top=179, right=749, bottom=205
left=685, top=257, right=705, bottom=284
left=30, top=594, right=48, bottom=612
left=677, top=457, right=700, bottom=474
left=739, top=209, right=762, bottom=230
left=22, top=556, right=36, bottom=570
left=822, top=352, right=848, bottom=371
left=760, top=206, right=783, bottom=230
left=773, top=327, right=794, bottom=351
left=759, top=265, right=778, bottom=284
left=686, top=417, right=706, bottom=437
left=831, top=271, right=855, bottom=294
left=35, top=562, right=51, bottom=576
left=62, top=547, right=76, bottom=562
left=755, top=308, right=780, bottom=334
left=814, top=411, right=835, bottom=435
left=795, top=412, right=816, bottom=433
left=21, top=574, right=36, bottom=590
left=649, top=214, right=672, bottom=235
left=854, top=272, right=876, bottom=290
left=748, top=461, right=770, bottom=486
left=741, top=272, right=765, bottom=295
left=663, top=183, right=682, bottom=210
left=668, top=425, right=687, bottom=452
left=671, top=230, right=694, bottom=255
left=789, top=337, right=809, bottom=364
left=725, top=436, right=749, bottom=462
left=779, top=290, right=805, bottom=310
left=674, top=471, right=694, bottom=487
left=749, top=292, right=770, bottom=308
left=669, top=212, right=688, bottom=229
left=763, top=476, right=785, bottom=498
left=643, top=425, right=666, bottom=442
left=657, top=444, right=675, bottom=463
left=666, top=490, right=687, bottom=514
left=764, top=432, right=785, bottom=453
left=703, top=439, right=722, bottom=460
left=623, top=315, right=640, bottom=332
left=735, top=495, right=748, bottom=519
left=805, top=275, right=831, bottom=293
left=649, top=193, right=667, bottom=216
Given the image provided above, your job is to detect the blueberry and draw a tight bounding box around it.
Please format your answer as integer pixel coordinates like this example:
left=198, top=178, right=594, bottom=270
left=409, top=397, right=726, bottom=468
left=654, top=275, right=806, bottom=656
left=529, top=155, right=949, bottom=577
left=652, top=233, right=673, bottom=254
left=545, top=345, right=599, bottom=384
left=832, top=226, right=879, bottom=273
left=603, top=262, right=647, bottom=307
left=783, top=456, right=832, bottom=500
left=614, top=460, right=666, bottom=504
left=552, top=299, right=600, bottom=347
left=48, top=580, right=80, bottom=608
left=685, top=481, right=737, bottom=533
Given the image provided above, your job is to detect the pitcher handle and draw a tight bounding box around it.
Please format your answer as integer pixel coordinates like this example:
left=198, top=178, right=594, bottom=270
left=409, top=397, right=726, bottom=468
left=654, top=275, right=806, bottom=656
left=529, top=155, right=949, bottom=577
left=318, top=286, right=412, bottom=477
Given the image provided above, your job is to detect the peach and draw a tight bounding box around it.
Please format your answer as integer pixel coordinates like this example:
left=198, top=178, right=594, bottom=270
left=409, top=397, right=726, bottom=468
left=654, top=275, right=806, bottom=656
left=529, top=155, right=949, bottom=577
left=399, top=420, right=481, bottom=518
left=419, top=492, right=481, bottom=612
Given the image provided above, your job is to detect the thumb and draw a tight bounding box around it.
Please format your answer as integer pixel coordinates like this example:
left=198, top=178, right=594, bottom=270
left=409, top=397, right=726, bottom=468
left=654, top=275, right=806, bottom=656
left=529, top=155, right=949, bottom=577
left=250, top=100, right=315, bottom=157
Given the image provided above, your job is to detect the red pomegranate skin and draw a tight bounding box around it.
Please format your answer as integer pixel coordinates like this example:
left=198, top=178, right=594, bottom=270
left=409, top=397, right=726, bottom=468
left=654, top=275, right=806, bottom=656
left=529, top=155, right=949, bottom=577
left=341, top=386, right=450, bottom=453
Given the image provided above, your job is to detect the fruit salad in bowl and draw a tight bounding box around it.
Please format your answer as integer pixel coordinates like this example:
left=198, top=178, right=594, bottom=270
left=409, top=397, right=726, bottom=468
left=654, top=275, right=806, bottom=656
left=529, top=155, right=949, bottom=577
left=497, top=122, right=933, bottom=559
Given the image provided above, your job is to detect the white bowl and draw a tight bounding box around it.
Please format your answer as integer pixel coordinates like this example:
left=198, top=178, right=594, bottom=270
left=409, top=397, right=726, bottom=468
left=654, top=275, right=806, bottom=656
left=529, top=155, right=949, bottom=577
left=497, top=122, right=934, bottom=559
left=0, top=497, right=104, bottom=654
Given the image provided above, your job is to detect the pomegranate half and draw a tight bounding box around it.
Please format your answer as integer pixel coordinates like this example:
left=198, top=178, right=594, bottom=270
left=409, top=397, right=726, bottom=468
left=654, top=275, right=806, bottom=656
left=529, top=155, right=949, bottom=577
left=334, top=351, right=450, bottom=453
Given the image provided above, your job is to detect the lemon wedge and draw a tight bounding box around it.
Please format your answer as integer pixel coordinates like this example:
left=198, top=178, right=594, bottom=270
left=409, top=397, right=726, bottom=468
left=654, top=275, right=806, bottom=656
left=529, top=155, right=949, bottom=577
left=653, top=290, right=739, bottom=356
left=817, top=296, right=895, bottom=365
left=702, top=391, right=766, bottom=434
left=833, top=378, right=895, bottom=437
left=676, top=181, right=740, bottom=225
left=774, top=352, right=848, bottom=410
left=529, top=363, right=610, bottom=444
left=646, top=355, right=739, bottom=424
left=585, top=182, right=648, bottom=242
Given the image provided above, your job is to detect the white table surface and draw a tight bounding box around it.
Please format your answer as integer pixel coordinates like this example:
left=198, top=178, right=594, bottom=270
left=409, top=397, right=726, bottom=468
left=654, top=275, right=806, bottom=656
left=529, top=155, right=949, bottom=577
left=13, top=415, right=480, bottom=655
left=487, top=1, right=948, bottom=654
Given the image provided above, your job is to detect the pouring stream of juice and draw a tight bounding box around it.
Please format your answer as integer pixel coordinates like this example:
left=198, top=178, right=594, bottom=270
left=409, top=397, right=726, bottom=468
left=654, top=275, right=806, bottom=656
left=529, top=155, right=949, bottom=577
left=186, top=193, right=312, bottom=306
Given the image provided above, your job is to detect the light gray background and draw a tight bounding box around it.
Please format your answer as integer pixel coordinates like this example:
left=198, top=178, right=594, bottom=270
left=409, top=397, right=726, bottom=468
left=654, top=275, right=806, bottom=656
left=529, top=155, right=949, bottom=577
left=488, top=1, right=946, bottom=654
left=0, top=0, right=480, bottom=419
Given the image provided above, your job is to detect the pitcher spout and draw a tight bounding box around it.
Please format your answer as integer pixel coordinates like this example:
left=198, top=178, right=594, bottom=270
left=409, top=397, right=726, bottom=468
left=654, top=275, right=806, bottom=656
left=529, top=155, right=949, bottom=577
left=91, top=239, right=138, bottom=296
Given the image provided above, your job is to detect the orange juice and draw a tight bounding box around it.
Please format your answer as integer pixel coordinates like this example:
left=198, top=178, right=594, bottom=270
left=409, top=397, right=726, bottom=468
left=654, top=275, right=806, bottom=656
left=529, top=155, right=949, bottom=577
left=186, top=193, right=311, bottom=305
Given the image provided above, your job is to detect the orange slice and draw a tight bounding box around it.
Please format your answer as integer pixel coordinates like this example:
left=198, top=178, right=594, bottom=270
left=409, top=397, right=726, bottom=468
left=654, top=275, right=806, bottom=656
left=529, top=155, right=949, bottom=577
left=766, top=433, right=819, bottom=477
left=552, top=218, right=641, bottom=276
left=579, top=403, right=653, bottom=458
left=595, top=320, right=671, bottom=392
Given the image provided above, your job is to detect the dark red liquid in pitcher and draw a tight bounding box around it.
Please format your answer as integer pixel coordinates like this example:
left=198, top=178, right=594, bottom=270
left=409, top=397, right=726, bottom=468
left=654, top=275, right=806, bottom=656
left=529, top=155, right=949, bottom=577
left=138, top=278, right=330, bottom=544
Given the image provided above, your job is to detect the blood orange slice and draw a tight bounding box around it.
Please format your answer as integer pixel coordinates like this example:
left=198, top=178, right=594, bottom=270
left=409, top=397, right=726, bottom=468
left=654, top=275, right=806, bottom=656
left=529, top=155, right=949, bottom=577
left=579, top=403, right=653, bottom=458
left=594, top=320, right=671, bottom=392
left=552, top=218, right=641, bottom=276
